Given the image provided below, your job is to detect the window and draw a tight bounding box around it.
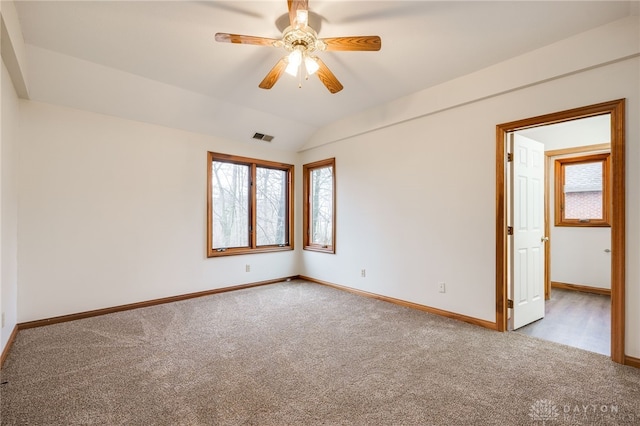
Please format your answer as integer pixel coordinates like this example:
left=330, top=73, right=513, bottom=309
left=303, top=158, right=335, bottom=253
left=207, top=152, right=293, bottom=257
left=554, top=153, right=610, bottom=227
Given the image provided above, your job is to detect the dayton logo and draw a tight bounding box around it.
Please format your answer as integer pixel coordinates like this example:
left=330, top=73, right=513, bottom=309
left=529, top=399, right=560, bottom=424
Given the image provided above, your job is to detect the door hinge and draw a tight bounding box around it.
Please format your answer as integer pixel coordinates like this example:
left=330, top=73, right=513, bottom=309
left=507, top=299, right=514, bottom=309
left=507, top=153, right=513, bottom=162
left=507, top=226, right=513, bottom=235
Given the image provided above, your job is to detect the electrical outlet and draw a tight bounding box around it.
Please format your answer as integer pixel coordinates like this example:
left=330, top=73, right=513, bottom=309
left=438, top=282, right=446, bottom=293
left=245, top=264, right=250, bottom=272
left=361, top=269, right=366, bottom=278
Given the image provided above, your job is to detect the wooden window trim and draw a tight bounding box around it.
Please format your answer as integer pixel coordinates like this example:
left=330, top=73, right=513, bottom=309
left=207, top=152, right=294, bottom=257
left=554, top=153, right=611, bottom=227
left=303, top=158, right=336, bottom=254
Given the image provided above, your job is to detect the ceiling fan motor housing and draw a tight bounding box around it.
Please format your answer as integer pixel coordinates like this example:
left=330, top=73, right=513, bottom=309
left=278, top=26, right=326, bottom=54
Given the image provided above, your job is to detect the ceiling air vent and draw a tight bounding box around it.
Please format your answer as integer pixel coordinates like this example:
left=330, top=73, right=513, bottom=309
left=252, top=132, right=274, bottom=142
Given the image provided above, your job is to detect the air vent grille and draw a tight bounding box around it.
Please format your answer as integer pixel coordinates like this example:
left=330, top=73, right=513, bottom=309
left=252, top=132, right=274, bottom=142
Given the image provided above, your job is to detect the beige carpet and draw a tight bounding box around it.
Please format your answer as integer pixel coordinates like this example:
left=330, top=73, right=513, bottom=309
left=1, top=280, right=639, bottom=425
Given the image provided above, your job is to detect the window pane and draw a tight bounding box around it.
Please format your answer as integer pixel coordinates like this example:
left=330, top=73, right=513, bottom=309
left=256, top=167, right=287, bottom=246
left=310, top=166, right=333, bottom=246
left=211, top=161, right=249, bottom=248
left=564, top=162, right=603, bottom=219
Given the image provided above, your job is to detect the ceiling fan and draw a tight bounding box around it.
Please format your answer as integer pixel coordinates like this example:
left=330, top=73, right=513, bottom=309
left=214, top=0, right=381, bottom=94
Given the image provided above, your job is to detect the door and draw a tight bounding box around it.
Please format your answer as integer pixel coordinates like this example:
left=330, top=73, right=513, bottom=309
left=510, top=133, right=546, bottom=329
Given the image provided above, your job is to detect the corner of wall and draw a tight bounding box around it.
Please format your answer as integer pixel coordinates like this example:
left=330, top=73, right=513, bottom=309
left=0, top=0, right=30, bottom=98
left=1, top=56, right=20, bottom=355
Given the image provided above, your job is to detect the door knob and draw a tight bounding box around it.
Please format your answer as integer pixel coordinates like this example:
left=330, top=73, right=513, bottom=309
left=541, top=236, right=549, bottom=243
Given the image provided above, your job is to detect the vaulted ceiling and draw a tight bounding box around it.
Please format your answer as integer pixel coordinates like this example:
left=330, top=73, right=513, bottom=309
left=13, top=1, right=636, bottom=151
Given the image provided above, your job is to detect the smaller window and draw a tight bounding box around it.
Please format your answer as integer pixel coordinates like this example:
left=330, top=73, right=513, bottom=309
left=554, top=153, right=610, bottom=227
left=303, top=158, right=335, bottom=253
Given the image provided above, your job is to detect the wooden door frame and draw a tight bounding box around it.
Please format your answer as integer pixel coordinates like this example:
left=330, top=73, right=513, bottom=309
left=495, top=99, right=625, bottom=364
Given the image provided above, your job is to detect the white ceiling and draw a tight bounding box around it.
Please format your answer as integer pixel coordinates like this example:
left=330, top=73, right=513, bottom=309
left=518, top=114, right=611, bottom=151
left=13, top=1, right=635, bottom=151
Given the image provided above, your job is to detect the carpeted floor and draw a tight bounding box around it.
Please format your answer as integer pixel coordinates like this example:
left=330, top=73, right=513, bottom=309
left=1, top=280, right=639, bottom=425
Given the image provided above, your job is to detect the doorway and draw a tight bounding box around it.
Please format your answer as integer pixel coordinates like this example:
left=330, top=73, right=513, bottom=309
left=495, top=99, right=626, bottom=364
left=512, top=116, right=612, bottom=355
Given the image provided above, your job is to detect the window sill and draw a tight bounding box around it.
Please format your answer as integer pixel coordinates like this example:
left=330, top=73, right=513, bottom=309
left=554, top=222, right=611, bottom=228
left=303, top=246, right=335, bottom=254
left=208, top=245, right=293, bottom=257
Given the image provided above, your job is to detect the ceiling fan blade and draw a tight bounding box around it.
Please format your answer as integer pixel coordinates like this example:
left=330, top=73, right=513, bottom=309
left=315, top=57, right=343, bottom=94
left=259, top=57, right=288, bottom=90
left=288, top=0, right=309, bottom=27
left=321, top=36, right=382, bottom=51
left=214, top=33, right=279, bottom=47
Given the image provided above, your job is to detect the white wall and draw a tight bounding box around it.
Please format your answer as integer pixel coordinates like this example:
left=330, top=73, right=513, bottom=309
left=17, top=101, right=298, bottom=322
left=551, top=227, right=611, bottom=288
left=1, top=60, right=19, bottom=351
left=299, top=56, right=640, bottom=357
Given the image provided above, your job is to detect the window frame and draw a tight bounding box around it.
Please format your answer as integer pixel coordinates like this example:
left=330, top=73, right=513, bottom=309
left=207, top=152, right=294, bottom=257
left=554, top=152, right=611, bottom=227
left=303, top=158, right=336, bottom=254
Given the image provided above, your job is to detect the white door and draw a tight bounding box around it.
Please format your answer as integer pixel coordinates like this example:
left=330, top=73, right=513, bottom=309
left=510, top=133, right=546, bottom=330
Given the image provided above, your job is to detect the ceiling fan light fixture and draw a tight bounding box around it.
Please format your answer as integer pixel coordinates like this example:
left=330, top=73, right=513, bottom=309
left=289, top=48, right=302, bottom=66
left=285, top=48, right=302, bottom=76
left=285, top=62, right=298, bottom=77
left=305, top=56, right=319, bottom=75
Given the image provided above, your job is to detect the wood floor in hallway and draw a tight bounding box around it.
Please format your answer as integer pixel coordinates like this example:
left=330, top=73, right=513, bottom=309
left=515, top=288, right=611, bottom=356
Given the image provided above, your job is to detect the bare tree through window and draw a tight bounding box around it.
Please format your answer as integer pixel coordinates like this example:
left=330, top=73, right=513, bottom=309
left=207, top=153, right=293, bottom=256
left=256, top=167, right=287, bottom=246
left=212, top=161, right=249, bottom=248
left=304, top=158, right=336, bottom=253
left=310, top=166, right=333, bottom=246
